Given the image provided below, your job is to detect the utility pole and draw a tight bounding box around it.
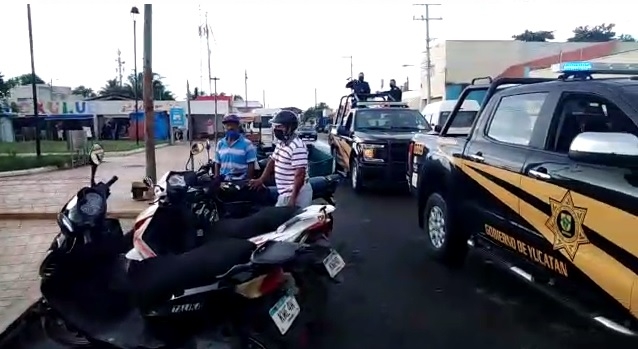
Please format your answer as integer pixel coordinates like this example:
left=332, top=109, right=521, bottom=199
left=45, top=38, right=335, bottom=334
left=413, top=3, right=442, bottom=106
left=210, top=77, right=220, bottom=144
left=262, top=90, right=266, bottom=108
left=142, top=4, right=156, bottom=182
left=26, top=4, right=41, bottom=157
left=314, top=88, right=317, bottom=107
left=201, top=13, right=213, bottom=96
left=115, top=49, right=126, bottom=87
left=342, top=55, right=353, bottom=79
left=244, top=70, right=248, bottom=108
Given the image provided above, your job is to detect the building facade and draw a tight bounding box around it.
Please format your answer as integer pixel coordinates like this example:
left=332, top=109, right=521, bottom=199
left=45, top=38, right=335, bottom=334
left=420, top=40, right=613, bottom=105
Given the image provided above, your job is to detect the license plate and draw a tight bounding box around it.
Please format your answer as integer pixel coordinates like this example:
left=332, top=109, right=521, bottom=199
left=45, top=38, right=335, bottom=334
left=411, top=172, right=418, bottom=188
left=268, top=294, right=301, bottom=335
left=323, top=250, right=346, bottom=278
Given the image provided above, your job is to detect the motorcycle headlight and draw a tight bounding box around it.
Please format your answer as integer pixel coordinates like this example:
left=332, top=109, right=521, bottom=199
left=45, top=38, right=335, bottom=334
left=167, top=174, right=186, bottom=188
left=358, top=143, right=385, bottom=163
left=63, top=191, right=106, bottom=231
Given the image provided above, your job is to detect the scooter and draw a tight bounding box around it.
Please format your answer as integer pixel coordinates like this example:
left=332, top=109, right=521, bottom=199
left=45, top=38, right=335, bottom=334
left=38, top=144, right=317, bottom=349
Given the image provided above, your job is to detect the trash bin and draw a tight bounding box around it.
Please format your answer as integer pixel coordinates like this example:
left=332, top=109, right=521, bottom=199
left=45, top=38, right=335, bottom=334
left=66, top=130, right=88, bottom=152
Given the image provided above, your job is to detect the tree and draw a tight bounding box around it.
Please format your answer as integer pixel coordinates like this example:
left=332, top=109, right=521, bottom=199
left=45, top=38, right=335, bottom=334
left=6, top=73, right=45, bottom=86
left=99, top=78, right=129, bottom=96
left=512, top=30, right=555, bottom=42
left=0, top=72, right=10, bottom=99
left=99, top=73, right=176, bottom=100
left=72, top=85, right=96, bottom=98
left=618, top=34, right=636, bottom=42
left=124, top=72, right=176, bottom=100
left=568, top=23, right=616, bottom=42
left=302, top=103, right=329, bottom=122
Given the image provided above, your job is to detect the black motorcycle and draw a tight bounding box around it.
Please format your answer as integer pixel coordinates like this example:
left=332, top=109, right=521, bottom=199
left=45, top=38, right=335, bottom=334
left=38, top=145, right=324, bottom=349
left=178, top=141, right=342, bottom=220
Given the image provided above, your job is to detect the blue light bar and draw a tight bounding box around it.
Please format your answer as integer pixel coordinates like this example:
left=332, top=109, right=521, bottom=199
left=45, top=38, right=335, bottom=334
left=551, top=61, right=638, bottom=75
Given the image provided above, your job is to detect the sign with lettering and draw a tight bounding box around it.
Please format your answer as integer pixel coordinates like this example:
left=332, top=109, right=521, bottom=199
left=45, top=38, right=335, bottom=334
left=484, top=225, right=568, bottom=277
left=18, top=101, right=89, bottom=115
left=170, top=107, right=185, bottom=127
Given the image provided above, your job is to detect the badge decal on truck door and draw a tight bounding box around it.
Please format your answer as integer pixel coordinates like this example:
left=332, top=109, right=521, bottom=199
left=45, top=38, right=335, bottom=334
left=545, top=191, right=589, bottom=261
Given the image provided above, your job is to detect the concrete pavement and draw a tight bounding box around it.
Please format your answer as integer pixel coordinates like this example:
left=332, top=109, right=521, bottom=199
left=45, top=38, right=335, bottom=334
left=0, top=143, right=210, bottom=220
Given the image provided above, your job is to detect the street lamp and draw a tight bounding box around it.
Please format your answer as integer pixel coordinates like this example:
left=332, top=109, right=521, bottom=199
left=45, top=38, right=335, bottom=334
left=130, top=6, right=140, bottom=145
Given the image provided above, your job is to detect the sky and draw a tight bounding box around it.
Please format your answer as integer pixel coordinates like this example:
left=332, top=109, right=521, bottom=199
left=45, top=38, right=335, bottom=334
left=1, top=0, right=636, bottom=110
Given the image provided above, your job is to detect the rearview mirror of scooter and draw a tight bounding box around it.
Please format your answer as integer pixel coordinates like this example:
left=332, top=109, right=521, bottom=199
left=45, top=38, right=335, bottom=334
left=190, top=142, right=205, bottom=155
left=89, top=143, right=105, bottom=187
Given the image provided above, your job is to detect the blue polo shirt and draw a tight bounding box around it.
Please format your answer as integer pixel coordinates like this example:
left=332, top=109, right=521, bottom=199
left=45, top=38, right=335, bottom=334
left=215, top=136, right=257, bottom=180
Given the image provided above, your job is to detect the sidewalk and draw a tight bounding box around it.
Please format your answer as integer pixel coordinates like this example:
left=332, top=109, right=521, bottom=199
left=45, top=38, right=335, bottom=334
left=0, top=219, right=133, bottom=334
left=0, top=143, right=211, bottom=220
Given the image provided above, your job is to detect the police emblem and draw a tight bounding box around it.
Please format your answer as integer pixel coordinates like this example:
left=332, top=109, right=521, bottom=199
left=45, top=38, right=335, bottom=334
left=545, top=191, right=589, bottom=260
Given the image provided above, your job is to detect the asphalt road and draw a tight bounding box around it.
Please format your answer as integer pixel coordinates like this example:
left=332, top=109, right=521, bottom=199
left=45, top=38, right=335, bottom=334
left=4, top=136, right=636, bottom=349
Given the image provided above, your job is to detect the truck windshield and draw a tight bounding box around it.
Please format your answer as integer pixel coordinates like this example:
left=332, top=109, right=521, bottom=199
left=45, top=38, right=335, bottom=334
left=355, top=109, right=431, bottom=131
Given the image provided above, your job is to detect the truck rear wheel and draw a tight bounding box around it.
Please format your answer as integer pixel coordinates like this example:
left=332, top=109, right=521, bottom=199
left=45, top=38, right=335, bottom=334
left=423, top=192, right=467, bottom=267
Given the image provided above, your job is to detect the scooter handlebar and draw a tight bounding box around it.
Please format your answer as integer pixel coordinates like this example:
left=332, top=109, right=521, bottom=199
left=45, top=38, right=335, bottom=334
left=105, top=176, right=119, bottom=187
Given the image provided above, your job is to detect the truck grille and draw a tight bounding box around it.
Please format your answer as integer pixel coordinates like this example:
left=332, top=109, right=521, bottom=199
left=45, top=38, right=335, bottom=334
left=389, top=143, right=409, bottom=163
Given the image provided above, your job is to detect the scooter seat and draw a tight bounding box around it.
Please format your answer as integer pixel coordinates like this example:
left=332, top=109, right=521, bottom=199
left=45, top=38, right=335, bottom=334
left=251, top=241, right=300, bottom=265
left=128, top=238, right=256, bottom=305
left=209, top=206, right=298, bottom=240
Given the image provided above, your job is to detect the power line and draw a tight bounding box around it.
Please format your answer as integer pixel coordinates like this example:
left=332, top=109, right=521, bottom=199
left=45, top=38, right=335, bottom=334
left=413, top=3, right=442, bottom=106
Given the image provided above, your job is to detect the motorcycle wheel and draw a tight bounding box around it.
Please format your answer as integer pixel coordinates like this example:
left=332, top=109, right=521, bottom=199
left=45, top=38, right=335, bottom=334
left=41, top=313, right=91, bottom=347
left=293, top=271, right=329, bottom=333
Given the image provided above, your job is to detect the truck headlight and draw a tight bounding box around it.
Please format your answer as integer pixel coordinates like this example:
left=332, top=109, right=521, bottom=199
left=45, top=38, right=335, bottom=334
left=359, top=143, right=385, bottom=163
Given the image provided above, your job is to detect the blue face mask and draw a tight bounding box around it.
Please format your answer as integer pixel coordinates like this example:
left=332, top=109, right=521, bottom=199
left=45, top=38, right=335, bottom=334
left=226, top=130, right=239, bottom=140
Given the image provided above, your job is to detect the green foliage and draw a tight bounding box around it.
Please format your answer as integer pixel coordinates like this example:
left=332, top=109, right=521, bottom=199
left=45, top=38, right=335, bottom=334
left=302, top=102, right=329, bottom=122
left=512, top=30, right=555, bottom=42
left=72, top=85, right=97, bottom=98
left=0, top=154, right=70, bottom=172
left=99, top=73, right=176, bottom=100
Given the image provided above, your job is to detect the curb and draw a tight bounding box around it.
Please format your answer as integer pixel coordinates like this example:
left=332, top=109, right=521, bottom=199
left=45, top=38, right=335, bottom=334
left=0, top=210, right=141, bottom=221
left=0, top=166, right=58, bottom=178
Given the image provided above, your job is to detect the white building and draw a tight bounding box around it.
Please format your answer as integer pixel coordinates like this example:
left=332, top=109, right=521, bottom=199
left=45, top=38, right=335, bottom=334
left=417, top=40, right=631, bottom=106
left=8, top=84, right=80, bottom=103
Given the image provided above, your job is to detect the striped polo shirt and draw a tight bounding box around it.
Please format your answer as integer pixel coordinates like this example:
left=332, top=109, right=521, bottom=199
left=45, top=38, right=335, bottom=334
left=215, top=136, right=257, bottom=180
left=272, top=136, right=308, bottom=194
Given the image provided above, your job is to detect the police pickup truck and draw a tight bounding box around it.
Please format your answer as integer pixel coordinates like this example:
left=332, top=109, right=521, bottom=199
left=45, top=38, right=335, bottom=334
left=407, top=62, right=638, bottom=336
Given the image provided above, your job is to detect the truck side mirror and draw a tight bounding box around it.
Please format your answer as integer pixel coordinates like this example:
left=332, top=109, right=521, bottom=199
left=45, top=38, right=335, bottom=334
left=337, top=126, right=350, bottom=136
left=568, top=132, right=638, bottom=168
left=434, top=125, right=442, bottom=133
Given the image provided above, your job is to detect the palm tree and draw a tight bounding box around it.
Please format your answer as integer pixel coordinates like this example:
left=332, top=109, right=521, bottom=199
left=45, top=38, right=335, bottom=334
left=125, top=73, right=175, bottom=101
left=99, top=79, right=129, bottom=96
left=72, top=85, right=97, bottom=98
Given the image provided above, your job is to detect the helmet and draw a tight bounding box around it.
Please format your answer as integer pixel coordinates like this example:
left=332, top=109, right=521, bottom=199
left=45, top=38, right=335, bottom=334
left=271, top=110, right=299, bottom=130
left=222, top=114, right=240, bottom=124
left=271, top=110, right=299, bottom=142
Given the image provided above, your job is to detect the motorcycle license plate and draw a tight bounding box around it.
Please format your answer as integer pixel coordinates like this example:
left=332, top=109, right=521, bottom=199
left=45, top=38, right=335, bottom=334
left=323, top=250, right=346, bottom=278
left=269, top=294, right=301, bottom=335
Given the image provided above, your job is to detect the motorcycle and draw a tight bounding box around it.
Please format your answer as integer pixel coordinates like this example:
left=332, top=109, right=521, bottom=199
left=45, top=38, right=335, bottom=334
left=38, top=144, right=323, bottom=349
left=172, top=140, right=342, bottom=220
left=132, top=170, right=347, bottom=332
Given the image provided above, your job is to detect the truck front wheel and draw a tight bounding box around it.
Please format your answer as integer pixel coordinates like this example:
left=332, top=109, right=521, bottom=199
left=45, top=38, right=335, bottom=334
left=423, top=192, right=467, bottom=267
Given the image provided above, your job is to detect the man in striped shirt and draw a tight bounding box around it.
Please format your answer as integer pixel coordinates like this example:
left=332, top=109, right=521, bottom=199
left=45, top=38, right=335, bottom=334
left=249, top=110, right=312, bottom=207
left=214, top=114, right=256, bottom=180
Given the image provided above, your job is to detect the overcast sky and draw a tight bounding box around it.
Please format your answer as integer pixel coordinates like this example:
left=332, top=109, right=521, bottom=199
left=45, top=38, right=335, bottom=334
left=1, top=0, right=635, bottom=109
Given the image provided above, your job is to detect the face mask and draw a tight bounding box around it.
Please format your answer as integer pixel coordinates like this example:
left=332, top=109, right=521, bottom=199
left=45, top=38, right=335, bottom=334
left=273, top=129, right=288, bottom=142
left=226, top=130, right=239, bottom=139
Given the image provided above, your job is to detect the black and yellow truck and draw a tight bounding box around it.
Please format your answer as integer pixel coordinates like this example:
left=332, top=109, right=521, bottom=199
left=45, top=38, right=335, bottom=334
left=407, top=62, right=638, bottom=336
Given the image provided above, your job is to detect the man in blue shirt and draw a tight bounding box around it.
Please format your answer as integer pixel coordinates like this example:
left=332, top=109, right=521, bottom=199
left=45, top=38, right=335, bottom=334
left=214, top=114, right=257, bottom=180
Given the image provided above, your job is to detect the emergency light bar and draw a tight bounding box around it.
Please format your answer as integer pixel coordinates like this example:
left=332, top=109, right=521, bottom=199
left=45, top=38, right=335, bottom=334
left=356, top=101, right=409, bottom=108
left=551, top=61, right=638, bottom=75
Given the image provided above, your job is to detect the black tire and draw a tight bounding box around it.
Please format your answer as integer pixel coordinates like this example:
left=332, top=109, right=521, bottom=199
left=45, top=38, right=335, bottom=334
left=349, top=158, right=364, bottom=193
left=422, top=192, right=467, bottom=267
left=293, top=271, right=329, bottom=334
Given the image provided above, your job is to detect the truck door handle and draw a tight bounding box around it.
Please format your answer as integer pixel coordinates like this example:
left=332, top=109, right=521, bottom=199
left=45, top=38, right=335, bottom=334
left=468, top=153, right=484, bottom=162
left=528, top=169, right=551, bottom=180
